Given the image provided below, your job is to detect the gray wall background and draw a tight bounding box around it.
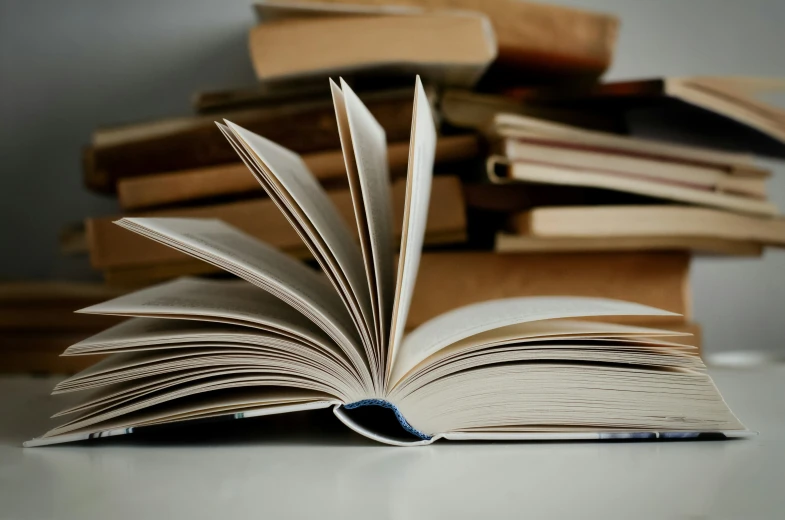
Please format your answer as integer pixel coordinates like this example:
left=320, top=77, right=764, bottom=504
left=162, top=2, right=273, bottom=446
left=1, top=0, right=783, bottom=356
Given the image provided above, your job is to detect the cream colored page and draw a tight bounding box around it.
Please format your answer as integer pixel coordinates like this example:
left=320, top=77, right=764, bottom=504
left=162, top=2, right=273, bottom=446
left=493, top=112, right=757, bottom=167
left=506, top=161, right=778, bottom=217
left=115, top=218, right=365, bottom=367
left=329, top=81, right=378, bottom=350
left=335, top=78, right=395, bottom=360
left=387, top=77, right=437, bottom=380
left=389, top=296, right=678, bottom=386
left=222, top=121, right=374, bottom=343
left=78, top=277, right=334, bottom=350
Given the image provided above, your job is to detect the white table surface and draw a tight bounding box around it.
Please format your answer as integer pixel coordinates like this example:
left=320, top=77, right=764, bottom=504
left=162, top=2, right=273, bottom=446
left=1, top=366, right=783, bottom=520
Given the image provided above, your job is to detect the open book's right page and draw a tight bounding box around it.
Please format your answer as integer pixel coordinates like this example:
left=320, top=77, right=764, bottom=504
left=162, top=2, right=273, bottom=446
left=386, top=77, right=437, bottom=383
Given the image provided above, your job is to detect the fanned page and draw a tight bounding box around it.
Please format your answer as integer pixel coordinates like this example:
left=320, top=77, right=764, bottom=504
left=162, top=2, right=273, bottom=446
left=216, top=120, right=378, bottom=386
left=75, top=277, right=342, bottom=359
left=329, top=79, right=395, bottom=383
left=114, top=217, right=372, bottom=389
left=389, top=296, right=678, bottom=386
left=386, top=77, right=437, bottom=382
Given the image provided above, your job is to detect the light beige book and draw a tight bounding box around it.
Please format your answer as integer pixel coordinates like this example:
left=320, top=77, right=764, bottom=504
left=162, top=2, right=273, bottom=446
left=249, top=3, right=496, bottom=88
left=488, top=113, right=777, bottom=216
left=509, top=205, right=785, bottom=248
left=492, top=112, right=768, bottom=176
left=301, top=0, right=620, bottom=79
left=497, top=138, right=768, bottom=198
left=25, top=78, right=748, bottom=448
left=489, top=157, right=777, bottom=217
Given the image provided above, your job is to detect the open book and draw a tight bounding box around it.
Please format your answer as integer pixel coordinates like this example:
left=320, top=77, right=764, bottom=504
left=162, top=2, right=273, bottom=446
left=25, top=78, right=750, bottom=447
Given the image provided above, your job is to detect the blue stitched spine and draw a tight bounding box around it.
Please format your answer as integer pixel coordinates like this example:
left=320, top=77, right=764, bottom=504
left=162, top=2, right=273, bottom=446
left=343, top=399, right=432, bottom=440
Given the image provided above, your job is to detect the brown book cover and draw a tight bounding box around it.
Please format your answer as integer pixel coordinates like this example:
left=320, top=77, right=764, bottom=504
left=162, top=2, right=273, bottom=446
left=504, top=77, right=785, bottom=157
left=405, top=251, right=691, bottom=329
left=88, top=175, right=467, bottom=270
left=0, top=281, right=128, bottom=332
left=248, top=11, right=496, bottom=88
left=303, top=0, right=619, bottom=79
left=0, top=310, right=123, bottom=332
left=117, top=135, right=479, bottom=210
left=84, top=88, right=422, bottom=193
left=0, top=333, right=105, bottom=374
left=495, top=233, right=764, bottom=257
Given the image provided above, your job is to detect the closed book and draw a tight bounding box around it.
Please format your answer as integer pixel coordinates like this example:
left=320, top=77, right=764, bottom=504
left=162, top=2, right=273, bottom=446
left=495, top=234, right=763, bottom=257
left=301, top=0, right=619, bottom=79
left=505, top=77, right=785, bottom=158
left=84, top=88, right=424, bottom=193
left=509, top=205, right=785, bottom=248
left=0, top=282, right=127, bottom=332
left=0, top=333, right=105, bottom=374
left=117, top=135, right=479, bottom=210
left=249, top=4, right=496, bottom=88
left=87, top=175, right=467, bottom=270
left=488, top=113, right=776, bottom=217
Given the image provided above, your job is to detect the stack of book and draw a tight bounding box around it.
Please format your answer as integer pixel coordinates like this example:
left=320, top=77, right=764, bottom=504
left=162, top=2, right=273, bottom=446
left=11, top=1, right=785, bottom=375
left=0, top=282, right=125, bottom=373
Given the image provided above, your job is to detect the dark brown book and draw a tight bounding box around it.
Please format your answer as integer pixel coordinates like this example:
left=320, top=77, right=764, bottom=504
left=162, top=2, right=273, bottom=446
left=88, top=175, right=467, bottom=270
left=0, top=282, right=127, bottom=332
left=505, top=77, right=785, bottom=157
left=117, top=135, right=479, bottom=210
left=84, top=88, right=426, bottom=193
left=0, top=333, right=105, bottom=374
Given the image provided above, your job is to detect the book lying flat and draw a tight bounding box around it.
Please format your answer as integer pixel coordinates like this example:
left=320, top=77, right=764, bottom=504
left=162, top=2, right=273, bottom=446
left=440, top=89, right=623, bottom=132
left=489, top=157, right=776, bottom=217
left=87, top=174, right=466, bottom=270
left=85, top=87, right=425, bottom=193
left=488, top=113, right=776, bottom=216
left=505, top=77, right=785, bottom=157
left=305, top=0, right=619, bottom=80
left=509, top=205, right=785, bottom=248
left=250, top=2, right=496, bottom=88
left=26, top=79, right=749, bottom=447
left=117, top=135, right=479, bottom=210
left=495, top=233, right=764, bottom=257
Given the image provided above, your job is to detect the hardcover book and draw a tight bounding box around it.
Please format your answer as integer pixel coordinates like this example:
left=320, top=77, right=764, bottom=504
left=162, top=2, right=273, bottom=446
left=26, top=78, right=749, bottom=447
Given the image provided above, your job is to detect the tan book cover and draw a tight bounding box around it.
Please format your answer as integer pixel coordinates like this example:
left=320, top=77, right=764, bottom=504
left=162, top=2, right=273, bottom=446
left=406, top=251, right=691, bottom=329
left=88, top=175, right=466, bottom=270
left=298, top=0, right=619, bottom=77
left=117, top=135, right=479, bottom=210
left=249, top=9, right=496, bottom=87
